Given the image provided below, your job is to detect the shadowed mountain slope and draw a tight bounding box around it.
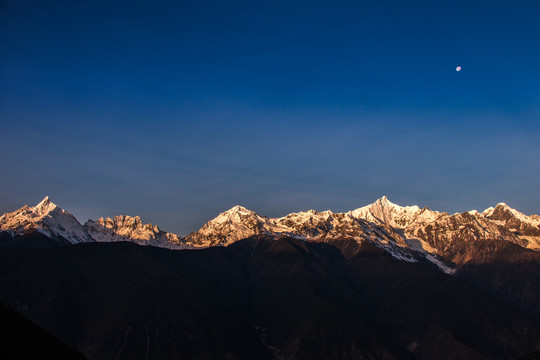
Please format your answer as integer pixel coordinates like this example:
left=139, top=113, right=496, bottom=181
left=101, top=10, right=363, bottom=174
left=0, top=236, right=538, bottom=360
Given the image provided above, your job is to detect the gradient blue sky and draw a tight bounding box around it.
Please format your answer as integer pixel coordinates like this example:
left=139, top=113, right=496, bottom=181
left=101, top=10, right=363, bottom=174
left=1, top=0, right=539, bottom=235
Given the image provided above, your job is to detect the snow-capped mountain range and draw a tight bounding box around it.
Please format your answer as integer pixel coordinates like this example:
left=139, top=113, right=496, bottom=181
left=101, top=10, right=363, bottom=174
left=0, top=197, right=187, bottom=249
left=1, top=196, right=539, bottom=273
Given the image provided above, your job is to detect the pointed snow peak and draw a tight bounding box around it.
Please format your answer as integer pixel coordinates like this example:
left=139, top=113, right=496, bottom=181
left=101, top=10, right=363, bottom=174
left=34, top=196, right=58, bottom=215
left=228, top=205, right=251, bottom=213
left=483, top=203, right=513, bottom=217
left=376, top=195, right=391, bottom=206
left=370, top=195, right=391, bottom=209
left=484, top=202, right=538, bottom=226
left=0, top=196, right=92, bottom=244
left=186, top=205, right=268, bottom=246
left=484, top=203, right=518, bottom=216
left=39, top=196, right=50, bottom=204
left=210, top=205, right=263, bottom=226
left=36, top=196, right=53, bottom=208
left=218, top=205, right=256, bottom=218
left=351, top=196, right=423, bottom=229
left=372, top=196, right=411, bottom=211
left=372, top=196, right=420, bottom=212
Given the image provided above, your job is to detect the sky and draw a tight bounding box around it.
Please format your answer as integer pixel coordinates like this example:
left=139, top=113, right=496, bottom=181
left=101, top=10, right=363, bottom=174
left=1, top=0, right=539, bottom=235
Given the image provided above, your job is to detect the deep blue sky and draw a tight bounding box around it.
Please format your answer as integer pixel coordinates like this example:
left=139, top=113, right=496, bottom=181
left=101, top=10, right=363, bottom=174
left=1, top=0, right=539, bottom=235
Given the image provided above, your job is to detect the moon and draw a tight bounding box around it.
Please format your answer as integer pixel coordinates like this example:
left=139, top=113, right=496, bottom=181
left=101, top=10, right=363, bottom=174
left=456, top=66, right=462, bottom=72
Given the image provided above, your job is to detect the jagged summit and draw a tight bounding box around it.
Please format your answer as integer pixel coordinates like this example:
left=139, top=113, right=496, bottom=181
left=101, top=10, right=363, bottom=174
left=374, top=195, right=406, bottom=207
left=375, top=195, right=398, bottom=208
left=37, top=195, right=52, bottom=206
left=0, top=197, right=92, bottom=244
left=482, top=202, right=509, bottom=216
left=33, top=196, right=58, bottom=215
left=185, top=205, right=269, bottom=246
left=214, top=205, right=262, bottom=223
left=227, top=205, right=252, bottom=213
left=84, top=215, right=185, bottom=249
left=482, top=202, right=540, bottom=243
left=350, top=196, right=423, bottom=229
left=483, top=202, right=534, bottom=221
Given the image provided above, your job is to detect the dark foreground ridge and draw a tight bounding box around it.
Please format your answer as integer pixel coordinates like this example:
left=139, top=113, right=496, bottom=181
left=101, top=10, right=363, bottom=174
left=1, top=302, right=86, bottom=359
left=0, top=235, right=539, bottom=360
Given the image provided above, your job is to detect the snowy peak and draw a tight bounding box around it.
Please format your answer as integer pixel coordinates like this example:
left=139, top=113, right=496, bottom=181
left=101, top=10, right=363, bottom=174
left=227, top=205, right=252, bottom=214
left=0, top=197, right=92, bottom=244
left=84, top=215, right=186, bottom=249
left=482, top=202, right=540, bottom=239
left=212, top=205, right=269, bottom=231
left=213, top=205, right=264, bottom=224
left=185, top=205, right=268, bottom=246
left=483, top=203, right=537, bottom=223
left=34, top=196, right=58, bottom=215
left=350, top=196, right=423, bottom=228
left=484, top=203, right=521, bottom=220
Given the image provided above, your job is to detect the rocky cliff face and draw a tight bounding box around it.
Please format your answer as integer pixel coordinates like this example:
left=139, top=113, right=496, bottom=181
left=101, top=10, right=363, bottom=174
left=402, top=209, right=527, bottom=265
left=84, top=215, right=187, bottom=249
left=482, top=203, right=540, bottom=249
